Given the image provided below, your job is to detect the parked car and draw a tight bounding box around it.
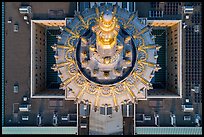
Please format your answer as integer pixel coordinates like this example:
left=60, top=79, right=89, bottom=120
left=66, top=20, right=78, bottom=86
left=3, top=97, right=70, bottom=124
left=37, top=114, right=42, bottom=126
left=22, top=115, right=29, bottom=121
left=19, top=6, right=32, bottom=14
left=184, top=115, right=191, bottom=121
left=19, top=104, right=31, bottom=112
left=14, top=24, right=19, bottom=32
left=23, top=15, right=28, bottom=20
left=170, top=112, right=176, bottom=126
left=23, top=96, right=28, bottom=102
left=53, top=112, right=58, bottom=126
left=14, top=84, right=19, bottom=93
left=154, top=112, right=159, bottom=126
left=195, top=114, right=201, bottom=127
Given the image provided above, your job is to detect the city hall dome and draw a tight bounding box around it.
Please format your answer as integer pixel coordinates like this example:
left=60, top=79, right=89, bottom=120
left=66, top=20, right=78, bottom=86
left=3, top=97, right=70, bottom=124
left=51, top=3, right=161, bottom=111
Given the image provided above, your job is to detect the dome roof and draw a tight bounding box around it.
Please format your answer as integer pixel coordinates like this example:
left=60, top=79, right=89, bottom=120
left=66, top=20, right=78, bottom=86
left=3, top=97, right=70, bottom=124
left=52, top=3, right=161, bottom=111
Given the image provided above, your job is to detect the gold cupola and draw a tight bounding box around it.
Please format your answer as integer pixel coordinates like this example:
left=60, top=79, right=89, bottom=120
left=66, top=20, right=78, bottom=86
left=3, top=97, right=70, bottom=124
left=92, top=10, right=120, bottom=57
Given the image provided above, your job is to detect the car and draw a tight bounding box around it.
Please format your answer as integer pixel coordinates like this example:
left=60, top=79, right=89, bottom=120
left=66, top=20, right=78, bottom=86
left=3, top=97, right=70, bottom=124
left=19, top=6, right=32, bottom=14
left=170, top=113, right=176, bottom=126
left=154, top=112, right=159, bottom=126
left=53, top=112, right=58, bottom=126
left=61, top=115, right=68, bottom=121
left=37, top=114, right=42, bottom=126
left=23, top=15, right=28, bottom=20
left=23, top=96, right=28, bottom=102
left=14, top=24, right=19, bottom=32
left=22, top=115, right=29, bottom=121
left=184, top=115, right=191, bottom=121
left=7, top=20, right=12, bottom=23
left=14, top=85, right=19, bottom=93
left=8, top=17, right=12, bottom=23
left=19, top=104, right=31, bottom=112
left=80, top=123, right=87, bottom=128
left=144, top=115, right=151, bottom=121
left=195, top=114, right=201, bottom=127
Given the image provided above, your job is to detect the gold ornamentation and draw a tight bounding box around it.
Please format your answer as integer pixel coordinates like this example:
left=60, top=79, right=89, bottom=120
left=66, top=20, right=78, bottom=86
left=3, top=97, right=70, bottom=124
left=123, top=12, right=137, bottom=29
left=94, top=91, right=100, bottom=111
left=53, top=4, right=160, bottom=109
left=75, top=11, right=89, bottom=29
left=115, top=84, right=124, bottom=94
left=112, top=91, right=118, bottom=111
left=60, top=73, right=78, bottom=88
left=76, top=86, right=87, bottom=101
left=101, top=87, right=111, bottom=96
left=123, top=82, right=136, bottom=100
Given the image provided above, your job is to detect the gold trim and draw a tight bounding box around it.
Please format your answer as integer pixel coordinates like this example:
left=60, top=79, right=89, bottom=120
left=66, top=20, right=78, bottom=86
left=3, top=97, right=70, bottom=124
left=133, top=72, right=152, bottom=89
left=94, top=91, right=100, bottom=110
left=76, top=86, right=87, bottom=100
left=112, top=91, right=118, bottom=111
left=75, top=12, right=89, bottom=29
left=123, top=82, right=136, bottom=100
left=133, top=26, right=149, bottom=38
left=65, top=27, right=78, bottom=36
left=138, top=60, right=157, bottom=68
left=123, top=12, right=137, bottom=29
left=60, top=73, right=78, bottom=88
